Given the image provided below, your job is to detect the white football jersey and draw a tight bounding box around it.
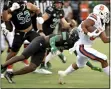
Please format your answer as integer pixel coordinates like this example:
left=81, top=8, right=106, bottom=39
left=77, top=13, right=105, bottom=46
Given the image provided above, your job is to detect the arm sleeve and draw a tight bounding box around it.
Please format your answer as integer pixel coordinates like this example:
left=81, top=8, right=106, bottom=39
left=49, top=35, right=61, bottom=47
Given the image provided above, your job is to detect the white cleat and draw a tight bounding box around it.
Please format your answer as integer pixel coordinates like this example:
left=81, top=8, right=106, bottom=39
left=58, top=70, right=66, bottom=84
left=1, top=74, right=4, bottom=78
left=33, top=69, right=52, bottom=74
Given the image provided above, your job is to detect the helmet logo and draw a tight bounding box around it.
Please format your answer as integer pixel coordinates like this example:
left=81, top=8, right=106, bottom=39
left=99, top=5, right=104, bottom=11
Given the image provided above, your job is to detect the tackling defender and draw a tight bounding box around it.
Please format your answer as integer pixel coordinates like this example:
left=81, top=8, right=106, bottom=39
left=1, top=28, right=102, bottom=83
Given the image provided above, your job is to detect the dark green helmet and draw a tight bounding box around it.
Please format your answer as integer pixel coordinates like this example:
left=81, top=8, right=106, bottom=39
left=69, top=28, right=79, bottom=42
left=53, top=0, right=64, bottom=4
left=53, top=0, right=64, bottom=10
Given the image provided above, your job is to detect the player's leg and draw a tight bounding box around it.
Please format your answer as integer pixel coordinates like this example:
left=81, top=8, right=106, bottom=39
left=5, top=31, right=14, bottom=72
left=4, top=53, right=44, bottom=84
left=6, top=31, right=14, bottom=54
left=58, top=55, right=87, bottom=84
left=58, top=48, right=67, bottom=63
left=45, top=52, right=56, bottom=68
left=6, top=31, right=25, bottom=71
left=1, top=35, right=40, bottom=73
left=79, top=45, right=109, bottom=75
left=1, top=31, right=6, bottom=78
left=74, top=50, right=102, bottom=72
left=3, top=36, right=46, bottom=83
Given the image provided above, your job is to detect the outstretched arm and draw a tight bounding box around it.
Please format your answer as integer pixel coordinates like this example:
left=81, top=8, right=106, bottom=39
left=49, top=34, right=66, bottom=63
left=50, top=35, right=61, bottom=54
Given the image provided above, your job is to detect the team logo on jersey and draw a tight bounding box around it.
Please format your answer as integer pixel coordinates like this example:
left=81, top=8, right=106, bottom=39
left=53, top=14, right=56, bottom=17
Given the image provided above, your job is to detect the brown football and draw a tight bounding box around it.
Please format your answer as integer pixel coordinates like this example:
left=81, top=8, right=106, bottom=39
left=87, top=26, right=97, bottom=32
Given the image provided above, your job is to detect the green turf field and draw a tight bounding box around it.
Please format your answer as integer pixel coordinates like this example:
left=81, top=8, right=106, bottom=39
left=1, top=39, right=110, bottom=88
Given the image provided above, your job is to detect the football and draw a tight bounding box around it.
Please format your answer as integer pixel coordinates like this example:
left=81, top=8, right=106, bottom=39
left=87, top=26, right=97, bottom=33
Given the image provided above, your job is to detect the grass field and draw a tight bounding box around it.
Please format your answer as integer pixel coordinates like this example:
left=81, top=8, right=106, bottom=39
left=1, top=39, right=110, bottom=88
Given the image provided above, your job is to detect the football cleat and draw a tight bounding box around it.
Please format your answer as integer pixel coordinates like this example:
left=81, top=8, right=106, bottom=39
left=91, top=66, right=103, bottom=72
left=33, top=69, right=52, bottom=74
left=58, top=70, right=66, bottom=84
left=4, top=72, right=15, bottom=84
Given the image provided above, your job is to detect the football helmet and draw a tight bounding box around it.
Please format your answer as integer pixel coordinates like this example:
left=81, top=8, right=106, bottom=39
left=53, top=0, right=64, bottom=10
left=93, top=4, right=109, bottom=23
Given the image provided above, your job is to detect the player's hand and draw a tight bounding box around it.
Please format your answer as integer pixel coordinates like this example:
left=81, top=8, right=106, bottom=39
left=51, top=47, right=60, bottom=55
left=10, top=2, right=20, bottom=11
left=70, top=19, right=77, bottom=29
left=87, top=29, right=101, bottom=38
left=91, top=66, right=103, bottom=72
left=36, top=17, right=44, bottom=24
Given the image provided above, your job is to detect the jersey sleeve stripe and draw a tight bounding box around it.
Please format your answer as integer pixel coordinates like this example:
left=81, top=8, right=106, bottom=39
left=89, top=14, right=97, bottom=20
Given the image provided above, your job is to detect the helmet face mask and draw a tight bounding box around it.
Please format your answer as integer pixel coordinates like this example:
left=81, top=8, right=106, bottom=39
left=69, top=27, right=79, bottom=42
left=53, top=0, right=64, bottom=10
left=93, top=4, right=109, bottom=23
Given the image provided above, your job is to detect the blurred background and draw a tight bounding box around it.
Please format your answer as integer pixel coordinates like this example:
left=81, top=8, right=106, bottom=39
left=34, top=0, right=110, bottom=36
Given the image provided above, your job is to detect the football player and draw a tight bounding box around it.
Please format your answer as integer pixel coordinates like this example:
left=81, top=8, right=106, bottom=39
left=58, top=4, right=110, bottom=84
left=2, top=0, right=42, bottom=74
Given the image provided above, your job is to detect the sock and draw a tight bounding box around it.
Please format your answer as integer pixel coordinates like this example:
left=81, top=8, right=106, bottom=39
left=45, top=52, right=55, bottom=67
left=86, top=61, right=93, bottom=68
left=7, top=65, right=13, bottom=72
left=103, top=66, right=110, bottom=76
left=23, top=59, right=29, bottom=66
left=64, top=64, right=75, bottom=75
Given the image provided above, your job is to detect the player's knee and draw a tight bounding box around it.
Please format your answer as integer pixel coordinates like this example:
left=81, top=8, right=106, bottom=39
left=29, top=63, right=37, bottom=71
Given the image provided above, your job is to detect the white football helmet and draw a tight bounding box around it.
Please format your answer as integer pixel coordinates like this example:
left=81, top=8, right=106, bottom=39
left=93, top=4, right=109, bottom=23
